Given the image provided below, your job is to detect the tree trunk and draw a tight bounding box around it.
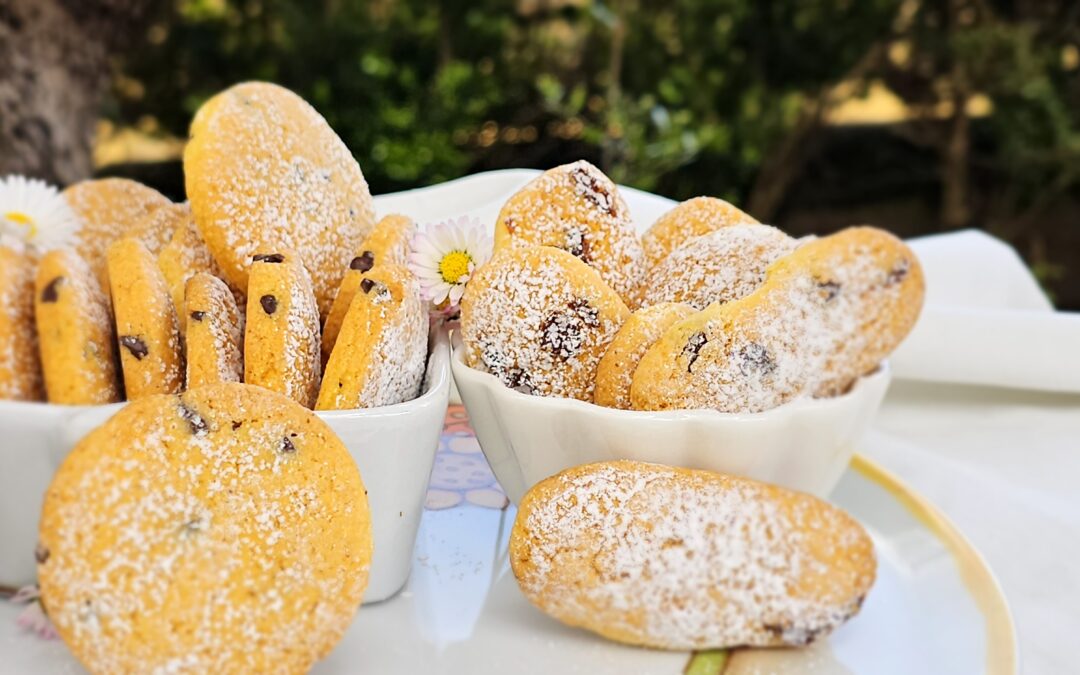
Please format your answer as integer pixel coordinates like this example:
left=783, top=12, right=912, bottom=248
left=0, top=0, right=158, bottom=186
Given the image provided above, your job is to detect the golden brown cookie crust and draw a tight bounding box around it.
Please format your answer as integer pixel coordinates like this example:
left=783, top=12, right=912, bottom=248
left=185, top=273, right=244, bottom=388
left=594, top=302, right=694, bottom=409
left=641, top=196, right=759, bottom=269
left=0, top=246, right=44, bottom=401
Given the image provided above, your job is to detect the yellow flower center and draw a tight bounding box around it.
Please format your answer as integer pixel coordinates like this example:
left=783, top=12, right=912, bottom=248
left=439, top=250, right=472, bottom=284
left=4, top=211, right=37, bottom=237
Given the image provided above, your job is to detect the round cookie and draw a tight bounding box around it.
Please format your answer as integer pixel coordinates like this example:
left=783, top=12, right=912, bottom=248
left=244, top=253, right=322, bottom=408
left=631, top=227, right=924, bottom=413
left=511, top=461, right=875, bottom=650
left=34, top=249, right=121, bottom=405
left=184, top=81, right=377, bottom=317
left=636, top=224, right=799, bottom=310
left=494, top=161, right=645, bottom=301
left=0, top=246, right=43, bottom=401
left=316, top=264, right=427, bottom=410
left=593, top=302, right=694, bottom=409
left=63, top=178, right=172, bottom=289
left=185, top=273, right=244, bottom=388
left=107, top=238, right=184, bottom=400
left=641, top=196, right=758, bottom=268
left=157, top=213, right=239, bottom=336
left=128, top=201, right=191, bottom=257
left=460, top=245, right=630, bottom=401
left=38, top=383, right=372, bottom=674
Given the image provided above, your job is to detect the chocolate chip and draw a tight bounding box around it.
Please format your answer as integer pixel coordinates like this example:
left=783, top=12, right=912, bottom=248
left=281, top=437, right=296, bottom=454
left=682, top=332, right=708, bottom=372
left=737, top=343, right=776, bottom=377
left=540, top=299, right=600, bottom=360
left=40, top=276, right=63, bottom=303
left=35, top=544, right=49, bottom=564
left=817, top=280, right=841, bottom=302
left=360, top=278, right=376, bottom=294
left=178, top=404, right=209, bottom=435
left=190, top=310, right=207, bottom=322
left=886, top=259, right=910, bottom=286
left=120, top=336, right=149, bottom=360
left=570, top=165, right=617, bottom=216
left=231, top=420, right=243, bottom=430
left=252, top=253, right=285, bottom=263
left=480, top=343, right=534, bottom=393
left=260, top=294, right=277, bottom=314
left=350, top=251, right=375, bottom=272
left=565, top=228, right=592, bottom=262
left=504, top=217, right=517, bottom=233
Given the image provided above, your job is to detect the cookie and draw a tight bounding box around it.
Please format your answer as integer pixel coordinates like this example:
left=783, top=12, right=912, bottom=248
left=38, top=383, right=372, bottom=674
left=244, top=253, right=321, bottom=408
left=316, top=264, right=427, bottom=410
left=636, top=224, right=799, bottom=310
left=494, top=161, right=645, bottom=301
left=128, top=201, right=191, bottom=256
left=157, top=212, right=239, bottom=334
left=34, top=249, right=121, bottom=405
left=185, top=81, right=376, bottom=317
left=641, top=196, right=758, bottom=268
left=185, top=273, right=244, bottom=388
left=631, top=227, right=924, bottom=413
left=320, top=214, right=416, bottom=364
left=107, top=238, right=184, bottom=400
left=510, top=460, right=875, bottom=650
left=460, top=245, right=630, bottom=401
left=593, top=302, right=694, bottom=409
left=0, top=246, right=44, bottom=401
left=63, top=178, right=172, bottom=289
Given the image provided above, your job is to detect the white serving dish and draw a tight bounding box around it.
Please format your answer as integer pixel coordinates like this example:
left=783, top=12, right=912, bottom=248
left=0, top=331, right=451, bottom=603
left=452, top=334, right=891, bottom=503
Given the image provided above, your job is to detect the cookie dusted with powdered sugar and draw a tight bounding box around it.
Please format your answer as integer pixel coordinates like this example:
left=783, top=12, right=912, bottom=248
left=510, top=460, right=875, bottom=650
left=494, top=161, right=645, bottom=302
left=317, top=264, right=426, bottom=410
left=636, top=224, right=799, bottom=310
left=244, top=253, right=322, bottom=408
left=108, top=238, right=185, bottom=399
left=641, top=196, right=759, bottom=269
left=631, top=227, right=924, bottom=413
left=34, top=249, right=121, bottom=405
left=185, top=81, right=376, bottom=317
left=0, top=246, right=43, bottom=401
left=38, top=383, right=372, bottom=674
left=460, top=246, right=630, bottom=401
left=594, top=302, right=694, bottom=409
left=185, top=273, right=244, bottom=387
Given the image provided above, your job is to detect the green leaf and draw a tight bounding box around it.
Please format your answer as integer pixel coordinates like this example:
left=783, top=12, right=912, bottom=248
left=685, top=649, right=730, bottom=675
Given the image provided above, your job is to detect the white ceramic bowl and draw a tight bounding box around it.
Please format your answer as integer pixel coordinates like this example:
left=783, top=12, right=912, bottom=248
left=0, top=331, right=451, bottom=603
left=451, top=334, right=891, bottom=504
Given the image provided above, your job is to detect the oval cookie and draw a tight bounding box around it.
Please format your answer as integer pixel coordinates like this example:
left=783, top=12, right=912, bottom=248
left=461, top=246, right=630, bottom=400
left=184, top=81, right=376, bottom=317
left=185, top=273, right=244, bottom=388
left=0, top=246, right=43, bottom=401
left=38, top=383, right=372, bottom=674
left=510, top=460, right=875, bottom=650
left=494, top=161, right=645, bottom=301
left=641, top=196, right=758, bottom=268
left=594, top=302, right=694, bottom=409
left=631, top=227, right=924, bottom=413
left=34, top=249, right=121, bottom=405
left=316, top=264, right=427, bottom=410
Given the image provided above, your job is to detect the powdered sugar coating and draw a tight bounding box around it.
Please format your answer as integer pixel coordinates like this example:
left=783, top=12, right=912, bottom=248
left=641, top=196, right=759, bottom=268
left=184, top=82, right=376, bottom=317
left=37, top=383, right=372, bottom=674
left=594, top=302, right=693, bottom=409
left=636, top=224, right=799, bottom=310
left=185, top=273, right=244, bottom=387
left=0, top=246, right=43, bottom=400
left=511, top=461, right=875, bottom=650
left=494, top=161, right=645, bottom=301
left=129, top=202, right=191, bottom=256
left=460, top=246, right=630, bottom=401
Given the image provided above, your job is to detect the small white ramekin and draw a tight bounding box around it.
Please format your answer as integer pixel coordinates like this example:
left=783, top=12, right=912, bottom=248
left=0, top=331, right=451, bottom=603
left=451, top=334, right=891, bottom=504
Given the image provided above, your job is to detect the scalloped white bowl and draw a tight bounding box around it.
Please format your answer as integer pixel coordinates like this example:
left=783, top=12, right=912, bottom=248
left=451, top=334, right=891, bottom=504
left=0, top=332, right=451, bottom=603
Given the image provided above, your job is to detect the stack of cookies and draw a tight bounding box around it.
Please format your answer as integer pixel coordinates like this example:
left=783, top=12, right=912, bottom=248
left=0, top=82, right=428, bottom=412
left=460, top=160, right=925, bottom=413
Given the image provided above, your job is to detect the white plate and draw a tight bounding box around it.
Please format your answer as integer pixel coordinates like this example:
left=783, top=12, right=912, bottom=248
left=0, top=408, right=1017, bottom=674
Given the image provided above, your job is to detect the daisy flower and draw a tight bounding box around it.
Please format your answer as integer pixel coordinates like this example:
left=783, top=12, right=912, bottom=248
left=408, top=215, right=493, bottom=309
left=0, top=175, right=80, bottom=255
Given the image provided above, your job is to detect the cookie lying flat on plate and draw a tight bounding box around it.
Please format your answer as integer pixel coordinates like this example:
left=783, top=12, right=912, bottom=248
left=631, top=227, right=924, bottom=413
left=317, top=264, right=426, bottom=410
left=494, top=161, right=645, bottom=301
left=641, top=196, right=758, bottom=269
left=107, top=238, right=184, bottom=400
left=460, top=246, right=630, bottom=401
left=38, top=383, right=372, bottom=674
left=34, top=249, right=121, bottom=405
left=594, top=302, right=694, bottom=409
left=244, top=253, right=321, bottom=408
left=510, top=460, right=875, bottom=650
left=185, top=273, right=243, bottom=387
left=0, top=246, right=43, bottom=401
left=636, top=224, right=799, bottom=310
left=185, top=81, right=376, bottom=317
